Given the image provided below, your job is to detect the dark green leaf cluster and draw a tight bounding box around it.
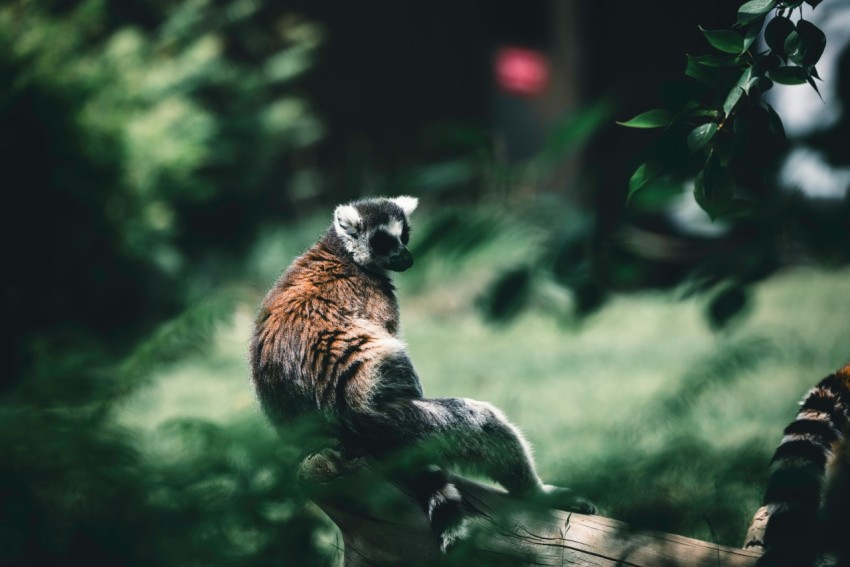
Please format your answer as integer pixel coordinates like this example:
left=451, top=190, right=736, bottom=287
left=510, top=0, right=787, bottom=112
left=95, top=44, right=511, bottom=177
left=1, top=290, right=334, bottom=566
left=2, top=1, right=333, bottom=564
left=620, top=0, right=828, bottom=220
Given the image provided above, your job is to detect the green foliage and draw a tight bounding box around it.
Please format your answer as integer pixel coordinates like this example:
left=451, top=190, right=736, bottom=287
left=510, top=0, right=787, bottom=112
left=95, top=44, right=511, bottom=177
left=533, top=100, right=616, bottom=169
left=620, top=0, right=829, bottom=220
left=2, top=289, right=332, bottom=565
left=2, top=1, right=331, bottom=564
left=113, top=288, right=251, bottom=399
left=616, top=108, right=673, bottom=129
left=1, top=0, right=324, bottom=360
left=627, top=162, right=662, bottom=202
left=687, top=122, right=719, bottom=153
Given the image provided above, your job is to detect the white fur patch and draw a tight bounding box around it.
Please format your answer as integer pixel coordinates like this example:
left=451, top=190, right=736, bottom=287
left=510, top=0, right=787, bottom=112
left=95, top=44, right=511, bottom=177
left=428, top=483, right=466, bottom=554
left=384, top=219, right=403, bottom=238
left=352, top=319, right=406, bottom=356
left=334, top=205, right=371, bottom=264
left=439, top=518, right=469, bottom=553
left=799, top=408, right=833, bottom=422
left=334, top=204, right=361, bottom=237
left=428, top=483, right=462, bottom=520
left=370, top=335, right=406, bottom=356
left=392, top=195, right=418, bottom=216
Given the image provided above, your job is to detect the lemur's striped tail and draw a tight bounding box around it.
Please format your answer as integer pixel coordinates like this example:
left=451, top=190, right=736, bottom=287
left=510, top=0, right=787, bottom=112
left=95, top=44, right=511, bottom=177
left=744, top=364, right=850, bottom=567
left=410, top=466, right=468, bottom=553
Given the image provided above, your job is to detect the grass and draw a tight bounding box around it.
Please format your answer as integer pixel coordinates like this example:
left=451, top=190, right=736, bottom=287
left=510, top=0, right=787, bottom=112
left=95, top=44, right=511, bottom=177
left=117, top=209, right=850, bottom=551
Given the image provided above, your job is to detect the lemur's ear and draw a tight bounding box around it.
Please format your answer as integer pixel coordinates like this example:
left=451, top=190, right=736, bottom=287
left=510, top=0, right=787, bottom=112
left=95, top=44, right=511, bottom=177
left=392, top=196, right=418, bottom=217
left=334, top=204, right=361, bottom=237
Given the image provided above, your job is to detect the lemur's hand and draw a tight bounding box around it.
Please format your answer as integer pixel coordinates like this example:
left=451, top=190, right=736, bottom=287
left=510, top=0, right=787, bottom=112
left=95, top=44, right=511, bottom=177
left=541, top=484, right=597, bottom=515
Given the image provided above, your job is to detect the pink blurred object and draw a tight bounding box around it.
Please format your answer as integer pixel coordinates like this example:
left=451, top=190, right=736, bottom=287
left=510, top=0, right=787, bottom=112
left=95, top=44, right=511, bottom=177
left=494, top=46, right=550, bottom=97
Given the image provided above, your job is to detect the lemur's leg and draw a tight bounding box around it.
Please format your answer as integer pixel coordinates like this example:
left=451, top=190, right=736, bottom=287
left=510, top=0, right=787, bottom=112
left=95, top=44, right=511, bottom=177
left=347, top=397, right=594, bottom=513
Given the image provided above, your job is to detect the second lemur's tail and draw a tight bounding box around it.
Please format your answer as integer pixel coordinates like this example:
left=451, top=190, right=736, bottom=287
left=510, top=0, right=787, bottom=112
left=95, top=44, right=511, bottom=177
left=409, top=466, right=468, bottom=553
left=744, top=364, right=850, bottom=567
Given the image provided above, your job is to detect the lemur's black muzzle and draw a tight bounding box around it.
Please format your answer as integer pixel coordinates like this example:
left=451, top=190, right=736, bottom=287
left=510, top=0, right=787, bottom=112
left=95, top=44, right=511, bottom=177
left=382, top=247, right=413, bottom=272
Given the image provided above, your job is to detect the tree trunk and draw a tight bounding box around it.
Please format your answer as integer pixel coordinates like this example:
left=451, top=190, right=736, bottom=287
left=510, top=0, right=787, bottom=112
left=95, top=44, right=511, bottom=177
left=299, top=452, right=763, bottom=567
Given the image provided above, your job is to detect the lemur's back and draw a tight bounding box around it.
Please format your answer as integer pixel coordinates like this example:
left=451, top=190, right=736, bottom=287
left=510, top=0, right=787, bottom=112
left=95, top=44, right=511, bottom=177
left=250, top=235, right=405, bottom=426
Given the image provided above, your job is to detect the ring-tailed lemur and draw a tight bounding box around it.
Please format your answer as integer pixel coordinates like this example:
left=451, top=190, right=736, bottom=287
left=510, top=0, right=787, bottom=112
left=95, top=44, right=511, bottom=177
left=744, top=363, right=850, bottom=567
left=250, top=196, right=595, bottom=551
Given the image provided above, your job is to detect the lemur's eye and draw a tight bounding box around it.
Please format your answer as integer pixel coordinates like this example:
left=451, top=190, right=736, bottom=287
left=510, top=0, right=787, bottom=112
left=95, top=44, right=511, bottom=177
left=401, top=226, right=410, bottom=245
left=370, top=231, right=395, bottom=256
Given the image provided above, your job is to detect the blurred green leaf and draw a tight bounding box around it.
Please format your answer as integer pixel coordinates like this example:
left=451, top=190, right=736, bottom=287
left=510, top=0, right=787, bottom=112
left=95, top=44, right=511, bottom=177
left=723, top=198, right=757, bottom=218
left=724, top=87, right=744, bottom=116
left=754, top=52, right=783, bottom=74
left=713, top=130, right=736, bottom=165
left=685, top=55, right=746, bottom=88
left=736, top=0, right=776, bottom=26
left=769, top=65, right=808, bottom=84
left=784, top=29, right=803, bottom=64
left=687, top=54, right=746, bottom=68
left=707, top=284, right=749, bottom=329
left=627, top=162, right=661, bottom=202
left=115, top=289, right=244, bottom=399
left=617, top=109, right=673, bottom=128
left=763, top=103, right=786, bottom=139
left=723, top=67, right=752, bottom=117
left=694, top=154, right=736, bottom=219
left=806, top=74, right=824, bottom=101
left=699, top=27, right=744, bottom=54
left=765, top=16, right=795, bottom=59
left=689, top=108, right=725, bottom=121
left=686, top=55, right=720, bottom=86
left=406, top=160, right=476, bottom=192
left=537, top=100, right=615, bottom=167
left=687, top=123, right=718, bottom=153
left=549, top=101, right=615, bottom=148
left=480, top=267, right=533, bottom=324
left=743, top=23, right=762, bottom=51
left=795, top=20, right=826, bottom=66
left=746, top=75, right=774, bottom=95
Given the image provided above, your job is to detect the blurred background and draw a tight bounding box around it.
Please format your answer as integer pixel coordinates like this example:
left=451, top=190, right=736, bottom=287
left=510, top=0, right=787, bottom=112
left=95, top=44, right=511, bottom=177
left=2, top=0, right=849, bottom=564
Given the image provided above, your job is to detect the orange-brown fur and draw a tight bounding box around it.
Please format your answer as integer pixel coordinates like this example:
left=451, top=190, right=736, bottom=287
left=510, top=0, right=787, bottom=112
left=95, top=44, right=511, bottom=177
left=253, top=240, right=403, bottom=416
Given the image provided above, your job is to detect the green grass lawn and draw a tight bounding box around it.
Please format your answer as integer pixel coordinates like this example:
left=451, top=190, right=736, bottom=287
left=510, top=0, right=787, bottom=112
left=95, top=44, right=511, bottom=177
left=118, top=213, right=850, bottom=551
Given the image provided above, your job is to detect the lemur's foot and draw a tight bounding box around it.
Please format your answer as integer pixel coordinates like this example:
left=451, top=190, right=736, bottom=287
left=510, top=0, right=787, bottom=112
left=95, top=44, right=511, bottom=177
left=297, top=447, right=367, bottom=484
left=742, top=505, right=769, bottom=550
left=540, top=484, right=597, bottom=515
left=297, top=448, right=345, bottom=484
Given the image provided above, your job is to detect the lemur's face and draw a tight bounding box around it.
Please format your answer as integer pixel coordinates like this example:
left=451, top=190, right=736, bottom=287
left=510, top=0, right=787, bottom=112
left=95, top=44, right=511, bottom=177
left=333, top=196, right=418, bottom=272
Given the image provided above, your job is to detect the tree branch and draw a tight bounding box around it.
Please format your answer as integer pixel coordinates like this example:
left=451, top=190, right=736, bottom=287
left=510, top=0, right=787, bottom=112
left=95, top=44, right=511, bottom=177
left=299, top=452, right=763, bottom=567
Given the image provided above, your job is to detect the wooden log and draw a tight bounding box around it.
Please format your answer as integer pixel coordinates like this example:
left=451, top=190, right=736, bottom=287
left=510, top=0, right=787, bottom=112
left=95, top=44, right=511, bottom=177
left=298, top=452, right=763, bottom=567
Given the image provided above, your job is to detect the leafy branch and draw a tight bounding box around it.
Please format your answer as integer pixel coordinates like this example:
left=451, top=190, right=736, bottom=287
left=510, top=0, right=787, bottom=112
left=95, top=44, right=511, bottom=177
left=619, top=0, right=827, bottom=220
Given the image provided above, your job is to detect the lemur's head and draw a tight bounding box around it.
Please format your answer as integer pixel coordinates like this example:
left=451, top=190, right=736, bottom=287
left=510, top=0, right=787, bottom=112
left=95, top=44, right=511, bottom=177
left=333, top=196, right=418, bottom=272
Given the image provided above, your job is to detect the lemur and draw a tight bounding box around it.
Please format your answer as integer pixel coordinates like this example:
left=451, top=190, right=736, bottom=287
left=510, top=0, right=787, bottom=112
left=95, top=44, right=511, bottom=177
left=744, top=363, right=850, bottom=567
left=250, top=196, right=594, bottom=551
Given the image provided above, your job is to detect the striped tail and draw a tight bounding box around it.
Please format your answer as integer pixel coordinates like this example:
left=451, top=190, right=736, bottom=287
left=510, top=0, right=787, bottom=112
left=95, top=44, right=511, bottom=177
left=744, top=364, right=850, bottom=567
left=409, top=466, right=468, bottom=553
